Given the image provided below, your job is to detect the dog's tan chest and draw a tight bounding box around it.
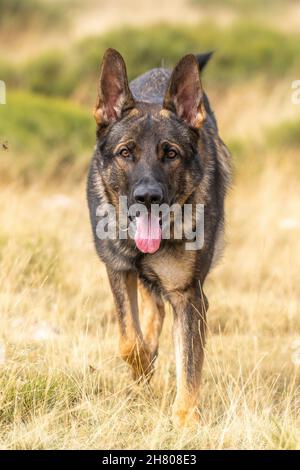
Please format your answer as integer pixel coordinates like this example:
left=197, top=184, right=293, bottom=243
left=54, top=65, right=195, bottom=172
left=142, top=248, right=196, bottom=292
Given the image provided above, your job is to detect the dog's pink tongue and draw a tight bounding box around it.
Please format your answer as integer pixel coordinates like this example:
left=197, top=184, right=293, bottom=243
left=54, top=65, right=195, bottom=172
left=134, top=213, right=161, bottom=254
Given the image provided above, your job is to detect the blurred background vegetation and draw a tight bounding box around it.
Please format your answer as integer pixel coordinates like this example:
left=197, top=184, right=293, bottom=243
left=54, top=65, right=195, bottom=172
left=0, top=0, right=299, bottom=183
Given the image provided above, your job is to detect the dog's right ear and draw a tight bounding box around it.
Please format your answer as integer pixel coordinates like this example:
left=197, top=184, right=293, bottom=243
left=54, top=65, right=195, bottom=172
left=94, top=48, right=136, bottom=126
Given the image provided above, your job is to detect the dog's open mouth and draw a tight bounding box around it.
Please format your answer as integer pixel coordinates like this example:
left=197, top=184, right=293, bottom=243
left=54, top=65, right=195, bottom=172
left=134, top=212, right=162, bottom=254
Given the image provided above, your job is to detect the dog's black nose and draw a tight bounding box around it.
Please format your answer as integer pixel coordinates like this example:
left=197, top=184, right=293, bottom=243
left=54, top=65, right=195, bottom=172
left=133, top=185, right=163, bottom=208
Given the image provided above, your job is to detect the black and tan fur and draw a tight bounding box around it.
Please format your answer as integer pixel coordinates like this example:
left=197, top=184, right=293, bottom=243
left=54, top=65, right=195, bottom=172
left=87, top=49, right=231, bottom=425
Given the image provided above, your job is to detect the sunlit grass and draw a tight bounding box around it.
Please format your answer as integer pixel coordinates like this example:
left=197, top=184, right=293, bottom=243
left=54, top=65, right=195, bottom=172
left=0, top=159, right=299, bottom=449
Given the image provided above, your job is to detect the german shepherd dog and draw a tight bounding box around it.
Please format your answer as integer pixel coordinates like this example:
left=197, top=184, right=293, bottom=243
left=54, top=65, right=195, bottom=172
left=87, top=48, right=231, bottom=425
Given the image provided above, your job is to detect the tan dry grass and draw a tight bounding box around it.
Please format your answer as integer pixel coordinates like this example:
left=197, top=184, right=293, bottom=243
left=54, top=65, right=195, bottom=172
left=209, top=78, right=300, bottom=141
left=0, top=157, right=299, bottom=449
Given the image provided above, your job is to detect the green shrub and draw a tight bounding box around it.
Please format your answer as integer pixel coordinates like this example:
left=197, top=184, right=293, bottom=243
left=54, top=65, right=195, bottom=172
left=24, top=52, right=77, bottom=97
left=191, top=0, right=292, bottom=14
left=0, top=91, right=94, bottom=182
left=0, top=0, right=68, bottom=30
left=268, top=119, right=300, bottom=149
left=12, top=22, right=300, bottom=102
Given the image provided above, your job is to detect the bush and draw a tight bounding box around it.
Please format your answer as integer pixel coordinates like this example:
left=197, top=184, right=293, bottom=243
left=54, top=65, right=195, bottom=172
left=12, top=22, right=300, bottom=103
left=0, top=91, right=94, bottom=182
left=24, top=52, right=77, bottom=97
left=0, top=0, right=68, bottom=30
left=268, top=119, right=300, bottom=150
left=191, top=0, right=291, bottom=14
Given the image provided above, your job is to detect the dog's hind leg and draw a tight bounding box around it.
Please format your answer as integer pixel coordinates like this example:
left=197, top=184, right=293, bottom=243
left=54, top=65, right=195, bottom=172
left=106, top=268, right=154, bottom=381
left=138, top=281, right=165, bottom=361
left=168, top=283, right=208, bottom=426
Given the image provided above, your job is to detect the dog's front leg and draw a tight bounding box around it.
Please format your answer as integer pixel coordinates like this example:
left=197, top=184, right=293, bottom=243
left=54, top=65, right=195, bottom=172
left=138, top=280, right=165, bottom=360
left=106, top=268, right=154, bottom=381
left=168, top=283, right=208, bottom=426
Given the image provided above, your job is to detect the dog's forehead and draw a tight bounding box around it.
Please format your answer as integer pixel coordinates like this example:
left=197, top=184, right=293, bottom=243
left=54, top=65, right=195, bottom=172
left=109, top=110, right=190, bottom=145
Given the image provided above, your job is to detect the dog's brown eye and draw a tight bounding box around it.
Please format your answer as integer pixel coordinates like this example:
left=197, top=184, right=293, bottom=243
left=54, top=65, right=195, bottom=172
left=119, top=147, right=130, bottom=158
left=166, top=148, right=178, bottom=159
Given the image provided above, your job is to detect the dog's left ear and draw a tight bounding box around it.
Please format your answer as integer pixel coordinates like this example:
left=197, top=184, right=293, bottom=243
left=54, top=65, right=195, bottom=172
left=94, top=48, right=136, bottom=126
left=163, top=54, right=206, bottom=128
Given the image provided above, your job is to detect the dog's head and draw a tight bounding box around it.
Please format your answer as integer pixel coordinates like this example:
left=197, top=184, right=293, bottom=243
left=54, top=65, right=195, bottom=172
left=94, top=48, right=208, bottom=253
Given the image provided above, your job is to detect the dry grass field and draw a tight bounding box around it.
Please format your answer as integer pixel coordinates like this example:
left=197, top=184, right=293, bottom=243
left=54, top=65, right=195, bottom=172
left=0, top=0, right=300, bottom=450
left=0, top=157, right=299, bottom=449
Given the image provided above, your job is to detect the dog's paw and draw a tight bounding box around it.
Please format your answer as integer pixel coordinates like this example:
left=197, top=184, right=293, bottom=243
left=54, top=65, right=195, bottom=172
left=172, top=404, right=200, bottom=428
left=120, top=340, right=155, bottom=381
left=131, top=346, right=155, bottom=382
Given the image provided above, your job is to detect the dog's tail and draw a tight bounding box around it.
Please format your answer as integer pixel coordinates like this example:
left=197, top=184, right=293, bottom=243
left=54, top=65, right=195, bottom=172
left=196, top=51, right=214, bottom=71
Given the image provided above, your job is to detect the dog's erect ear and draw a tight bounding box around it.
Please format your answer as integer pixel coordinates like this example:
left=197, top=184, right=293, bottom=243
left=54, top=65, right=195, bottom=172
left=163, top=54, right=206, bottom=128
left=94, top=48, right=135, bottom=125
